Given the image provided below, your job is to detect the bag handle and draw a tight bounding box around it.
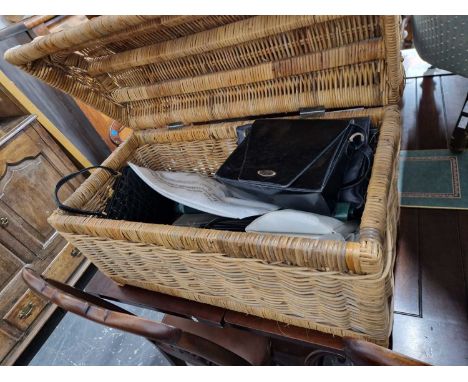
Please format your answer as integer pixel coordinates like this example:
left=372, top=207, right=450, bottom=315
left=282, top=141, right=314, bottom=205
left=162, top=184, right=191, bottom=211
left=54, top=165, right=120, bottom=217
left=339, top=122, right=373, bottom=191
left=340, top=148, right=373, bottom=191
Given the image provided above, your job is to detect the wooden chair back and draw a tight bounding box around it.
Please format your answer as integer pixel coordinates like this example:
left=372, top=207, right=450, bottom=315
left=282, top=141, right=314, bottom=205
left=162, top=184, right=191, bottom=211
left=22, top=267, right=251, bottom=365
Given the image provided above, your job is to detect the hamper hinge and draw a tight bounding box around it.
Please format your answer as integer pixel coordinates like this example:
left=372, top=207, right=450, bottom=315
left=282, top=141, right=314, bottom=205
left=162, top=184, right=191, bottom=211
left=167, top=122, right=185, bottom=130
left=299, top=106, right=326, bottom=118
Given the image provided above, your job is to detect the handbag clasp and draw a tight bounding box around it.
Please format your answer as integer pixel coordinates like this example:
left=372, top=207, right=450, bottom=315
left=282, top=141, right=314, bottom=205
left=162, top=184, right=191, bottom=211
left=257, top=169, right=277, bottom=177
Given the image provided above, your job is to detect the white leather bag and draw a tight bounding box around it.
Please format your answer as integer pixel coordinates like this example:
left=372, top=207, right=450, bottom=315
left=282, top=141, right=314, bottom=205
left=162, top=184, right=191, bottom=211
left=245, top=209, right=358, bottom=241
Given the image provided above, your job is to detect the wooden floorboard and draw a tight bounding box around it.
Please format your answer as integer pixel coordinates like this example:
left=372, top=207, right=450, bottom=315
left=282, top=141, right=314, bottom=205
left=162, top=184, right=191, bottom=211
left=394, top=208, right=420, bottom=316
left=418, top=209, right=465, bottom=323
left=393, top=71, right=468, bottom=365
left=415, top=76, right=449, bottom=149
left=400, top=77, right=418, bottom=151
left=393, top=313, right=468, bottom=366
left=457, top=210, right=468, bottom=320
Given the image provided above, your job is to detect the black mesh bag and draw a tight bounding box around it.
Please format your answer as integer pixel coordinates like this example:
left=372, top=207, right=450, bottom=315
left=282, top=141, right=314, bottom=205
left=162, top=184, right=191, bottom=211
left=55, top=165, right=177, bottom=224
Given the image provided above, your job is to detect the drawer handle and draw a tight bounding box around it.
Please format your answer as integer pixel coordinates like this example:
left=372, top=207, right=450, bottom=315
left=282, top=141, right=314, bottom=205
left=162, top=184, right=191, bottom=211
left=70, top=248, right=81, bottom=257
left=0, top=217, right=8, bottom=227
left=18, top=302, right=35, bottom=320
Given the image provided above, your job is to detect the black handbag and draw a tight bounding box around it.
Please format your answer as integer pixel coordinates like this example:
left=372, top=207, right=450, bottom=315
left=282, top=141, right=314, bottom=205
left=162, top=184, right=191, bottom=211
left=215, top=118, right=374, bottom=217
left=55, top=165, right=177, bottom=224
left=337, top=122, right=378, bottom=218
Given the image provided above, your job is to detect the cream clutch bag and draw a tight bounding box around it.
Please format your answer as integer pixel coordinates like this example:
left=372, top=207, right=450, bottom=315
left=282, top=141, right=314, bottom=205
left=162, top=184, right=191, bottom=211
left=245, top=209, right=358, bottom=241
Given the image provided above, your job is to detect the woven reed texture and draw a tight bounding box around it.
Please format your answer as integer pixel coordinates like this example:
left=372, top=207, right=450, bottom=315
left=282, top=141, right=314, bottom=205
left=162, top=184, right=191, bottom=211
left=49, top=107, right=399, bottom=274
left=47, top=106, right=400, bottom=344
left=4, top=15, right=402, bottom=128
left=60, top=227, right=396, bottom=346
left=7, top=16, right=404, bottom=344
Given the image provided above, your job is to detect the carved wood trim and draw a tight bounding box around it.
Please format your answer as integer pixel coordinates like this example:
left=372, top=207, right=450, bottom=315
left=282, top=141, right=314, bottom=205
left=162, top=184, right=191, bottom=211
left=0, top=132, right=41, bottom=179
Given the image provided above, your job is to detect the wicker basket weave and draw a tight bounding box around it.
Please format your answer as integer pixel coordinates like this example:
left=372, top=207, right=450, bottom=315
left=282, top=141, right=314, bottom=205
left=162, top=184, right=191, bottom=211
left=5, top=15, right=403, bottom=346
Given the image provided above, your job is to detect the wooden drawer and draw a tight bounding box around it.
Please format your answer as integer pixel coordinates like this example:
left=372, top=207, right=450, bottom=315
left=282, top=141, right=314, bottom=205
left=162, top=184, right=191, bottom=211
left=3, top=244, right=85, bottom=332
left=4, top=290, right=46, bottom=332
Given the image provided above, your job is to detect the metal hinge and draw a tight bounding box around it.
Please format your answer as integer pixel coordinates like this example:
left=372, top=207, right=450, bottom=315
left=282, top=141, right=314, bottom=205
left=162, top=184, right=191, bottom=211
left=167, top=122, right=185, bottom=130
left=299, top=106, right=326, bottom=118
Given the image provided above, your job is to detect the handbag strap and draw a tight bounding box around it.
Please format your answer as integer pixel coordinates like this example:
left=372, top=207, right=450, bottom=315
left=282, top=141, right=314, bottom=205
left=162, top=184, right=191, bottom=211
left=340, top=147, right=373, bottom=190
left=54, top=165, right=120, bottom=217
left=339, top=123, right=373, bottom=191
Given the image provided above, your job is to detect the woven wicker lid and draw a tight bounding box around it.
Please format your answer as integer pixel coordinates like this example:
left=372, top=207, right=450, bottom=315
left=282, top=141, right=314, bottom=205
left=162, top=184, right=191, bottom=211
left=4, top=15, right=403, bottom=130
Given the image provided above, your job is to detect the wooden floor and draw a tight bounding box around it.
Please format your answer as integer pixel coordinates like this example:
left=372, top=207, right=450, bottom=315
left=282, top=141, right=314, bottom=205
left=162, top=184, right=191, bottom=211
left=392, top=71, right=468, bottom=365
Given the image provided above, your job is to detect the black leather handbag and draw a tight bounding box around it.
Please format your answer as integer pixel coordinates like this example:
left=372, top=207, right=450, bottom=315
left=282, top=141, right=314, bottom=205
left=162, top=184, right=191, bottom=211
left=215, top=118, right=374, bottom=217
left=338, top=121, right=378, bottom=218
left=55, top=165, right=177, bottom=224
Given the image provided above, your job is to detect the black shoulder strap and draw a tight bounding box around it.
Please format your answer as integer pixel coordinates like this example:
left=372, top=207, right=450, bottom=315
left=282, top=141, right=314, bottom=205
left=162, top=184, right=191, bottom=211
left=54, top=166, right=119, bottom=217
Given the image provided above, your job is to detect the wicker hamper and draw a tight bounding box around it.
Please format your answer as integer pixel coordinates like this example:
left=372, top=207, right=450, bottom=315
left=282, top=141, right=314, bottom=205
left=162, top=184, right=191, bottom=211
left=4, top=15, right=404, bottom=346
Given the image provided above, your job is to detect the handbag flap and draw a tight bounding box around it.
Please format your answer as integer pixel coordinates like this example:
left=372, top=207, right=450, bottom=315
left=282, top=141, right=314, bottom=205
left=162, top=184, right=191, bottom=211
left=238, top=119, right=351, bottom=189
left=4, top=15, right=403, bottom=130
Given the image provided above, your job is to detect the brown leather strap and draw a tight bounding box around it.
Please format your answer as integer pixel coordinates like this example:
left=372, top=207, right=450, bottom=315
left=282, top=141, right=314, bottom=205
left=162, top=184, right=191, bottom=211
left=22, top=267, right=250, bottom=365
left=343, top=337, right=430, bottom=366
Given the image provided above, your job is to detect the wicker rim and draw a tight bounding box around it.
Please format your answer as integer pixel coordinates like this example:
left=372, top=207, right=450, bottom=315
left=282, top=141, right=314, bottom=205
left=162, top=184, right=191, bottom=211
left=48, top=105, right=400, bottom=275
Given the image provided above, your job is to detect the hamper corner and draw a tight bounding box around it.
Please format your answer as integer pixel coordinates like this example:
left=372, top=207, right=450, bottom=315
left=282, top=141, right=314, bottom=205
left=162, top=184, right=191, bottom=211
left=346, top=239, right=384, bottom=275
